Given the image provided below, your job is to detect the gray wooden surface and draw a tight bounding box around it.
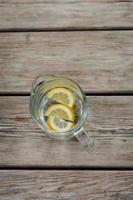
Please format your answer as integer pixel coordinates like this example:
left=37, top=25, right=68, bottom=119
left=0, top=31, right=133, bottom=93
left=0, top=0, right=133, bottom=199
left=0, top=171, right=132, bottom=200
left=0, top=0, right=133, bottom=30
left=0, top=96, right=133, bottom=167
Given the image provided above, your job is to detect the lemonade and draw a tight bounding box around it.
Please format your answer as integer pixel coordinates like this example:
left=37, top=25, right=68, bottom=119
left=38, top=87, right=83, bottom=133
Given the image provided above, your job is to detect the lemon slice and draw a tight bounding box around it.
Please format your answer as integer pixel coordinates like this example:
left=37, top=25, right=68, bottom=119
left=45, top=104, right=74, bottom=132
left=47, top=87, right=75, bottom=108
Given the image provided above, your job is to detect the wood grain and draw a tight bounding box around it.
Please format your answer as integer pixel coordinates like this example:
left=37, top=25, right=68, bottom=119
left=0, top=96, right=133, bottom=167
left=0, top=31, right=133, bottom=93
left=0, top=0, right=133, bottom=30
left=0, top=170, right=132, bottom=200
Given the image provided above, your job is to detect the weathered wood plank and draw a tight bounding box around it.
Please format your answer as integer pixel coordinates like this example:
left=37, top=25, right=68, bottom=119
left=0, top=31, right=133, bottom=93
left=0, top=171, right=132, bottom=200
left=0, top=0, right=133, bottom=30
left=0, top=96, right=133, bottom=167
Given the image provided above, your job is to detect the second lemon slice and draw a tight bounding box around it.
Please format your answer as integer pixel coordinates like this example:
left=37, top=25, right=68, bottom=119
left=45, top=104, right=74, bottom=132
left=47, top=87, right=75, bottom=108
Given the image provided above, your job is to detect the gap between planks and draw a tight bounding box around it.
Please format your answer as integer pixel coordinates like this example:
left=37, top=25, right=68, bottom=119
left=1, top=91, right=133, bottom=96
left=1, top=27, right=133, bottom=33
left=0, top=166, right=132, bottom=171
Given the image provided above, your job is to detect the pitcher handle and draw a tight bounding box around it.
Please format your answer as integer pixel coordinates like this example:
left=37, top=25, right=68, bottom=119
left=74, top=127, right=94, bottom=149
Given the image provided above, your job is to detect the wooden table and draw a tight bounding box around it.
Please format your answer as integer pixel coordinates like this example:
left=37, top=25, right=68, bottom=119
left=0, top=1, right=133, bottom=199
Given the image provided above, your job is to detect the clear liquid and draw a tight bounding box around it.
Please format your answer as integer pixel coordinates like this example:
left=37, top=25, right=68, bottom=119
left=36, top=87, right=83, bottom=132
